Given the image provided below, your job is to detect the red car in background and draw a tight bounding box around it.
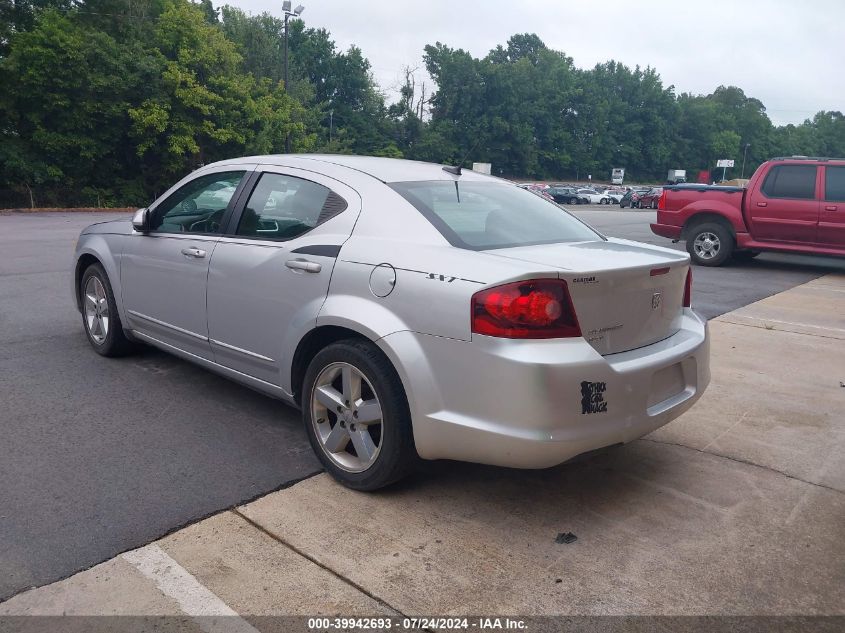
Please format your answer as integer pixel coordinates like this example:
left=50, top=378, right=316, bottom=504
left=651, top=156, right=845, bottom=266
left=637, top=187, right=663, bottom=209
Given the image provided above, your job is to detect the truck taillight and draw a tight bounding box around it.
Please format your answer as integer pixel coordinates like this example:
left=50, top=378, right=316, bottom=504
left=658, top=189, right=667, bottom=210
left=683, top=269, right=692, bottom=308
left=471, top=279, right=581, bottom=339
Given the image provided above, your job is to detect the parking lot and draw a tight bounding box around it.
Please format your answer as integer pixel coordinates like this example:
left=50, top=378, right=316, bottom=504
left=1, top=209, right=843, bottom=617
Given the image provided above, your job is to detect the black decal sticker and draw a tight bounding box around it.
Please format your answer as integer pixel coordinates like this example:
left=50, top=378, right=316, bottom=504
left=580, top=381, right=608, bottom=414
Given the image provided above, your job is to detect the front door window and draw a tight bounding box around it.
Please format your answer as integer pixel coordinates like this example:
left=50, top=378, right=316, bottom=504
left=150, top=171, right=245, bottom=234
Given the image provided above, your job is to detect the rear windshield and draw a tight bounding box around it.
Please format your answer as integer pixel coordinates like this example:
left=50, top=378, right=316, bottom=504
left=390, top=181, right=602, bottom=250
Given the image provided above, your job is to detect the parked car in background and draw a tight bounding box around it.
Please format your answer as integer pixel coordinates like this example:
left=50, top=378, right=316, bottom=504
left=73, top=155, right=709, bottom=490
left=651, top=156, right=845, bottom=266
left=638, top=187, right=664, bottom=209
left=517, top=183, right=556, bottom=203
left=548, top=186, right=587, bottom=205
left=619, top=188, right=651, bottom=209
left=603, top=189, right=625, bottom=203
left=577, top=188, right=613, bottom=205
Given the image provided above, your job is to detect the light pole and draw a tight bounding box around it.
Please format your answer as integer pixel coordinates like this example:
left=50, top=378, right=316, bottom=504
left=741, top=143, right=750, bottom=178
left=282, top=1, right=305, bottom=153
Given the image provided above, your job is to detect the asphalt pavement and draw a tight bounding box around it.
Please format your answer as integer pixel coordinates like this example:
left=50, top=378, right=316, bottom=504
left=1, top=209, right=842, bottom=603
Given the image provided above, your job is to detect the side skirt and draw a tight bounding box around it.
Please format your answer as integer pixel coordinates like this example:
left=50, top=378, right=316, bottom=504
left=130, top=330, right=299, bottom=407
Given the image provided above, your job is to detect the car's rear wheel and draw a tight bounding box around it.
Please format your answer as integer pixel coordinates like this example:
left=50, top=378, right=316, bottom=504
left=687, top=222, right=734, bottom=266
left=80, top=263, right=136, bottom=356
left=303, top=339, right=417, bottom=490
left=569, top=197, right=578, bottom=205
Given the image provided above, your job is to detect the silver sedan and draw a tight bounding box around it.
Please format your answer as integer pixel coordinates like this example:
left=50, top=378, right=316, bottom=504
left=73, top=155, right=710, bottom=490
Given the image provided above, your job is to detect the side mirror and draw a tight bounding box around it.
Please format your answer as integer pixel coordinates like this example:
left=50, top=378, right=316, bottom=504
left=132, top=208, right=149, bottom=232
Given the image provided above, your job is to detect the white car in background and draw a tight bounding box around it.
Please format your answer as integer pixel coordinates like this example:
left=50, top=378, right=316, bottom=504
left=577, top=188, right=613, bottom=205
left=602, top=189, right=625, bottom=203
left=72, top=155, right=710, bottom=490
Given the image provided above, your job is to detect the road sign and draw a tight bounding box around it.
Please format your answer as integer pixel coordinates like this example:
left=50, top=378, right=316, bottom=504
left=716, top=159, right=735, bottom=168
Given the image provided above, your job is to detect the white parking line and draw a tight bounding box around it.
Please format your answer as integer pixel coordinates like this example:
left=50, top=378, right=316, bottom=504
left=122, top=544, right=260, bottom=633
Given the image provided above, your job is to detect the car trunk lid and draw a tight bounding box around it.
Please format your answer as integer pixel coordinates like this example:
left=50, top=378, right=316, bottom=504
left=484, top=239, right=690, bottom=355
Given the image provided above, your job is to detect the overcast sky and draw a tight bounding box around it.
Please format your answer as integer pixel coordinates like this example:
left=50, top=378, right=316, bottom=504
left=230, top=0, right=842, bottom=126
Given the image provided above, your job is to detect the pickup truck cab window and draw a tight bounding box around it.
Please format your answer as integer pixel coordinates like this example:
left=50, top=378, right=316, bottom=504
left=761, top=165, right=817, bottom=200
left=824, top=166, right=845, bottom=202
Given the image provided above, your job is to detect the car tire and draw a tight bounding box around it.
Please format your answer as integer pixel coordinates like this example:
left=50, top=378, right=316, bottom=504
left=651, top=200, right=658, bottom=209
left=619, top=203, right=625, bottom=208
left=570, top=197, right=578, bottom=205
left=80, top=263, right=136, bottom=357
left=302, top=339, right=417, bottom=491
left=686, top=222, right=734, bottom=267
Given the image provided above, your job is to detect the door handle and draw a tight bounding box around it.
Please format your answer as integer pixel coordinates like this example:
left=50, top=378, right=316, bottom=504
left=756, top=202, right=768, bottom=207
left=285, top=259, right=322, bottom=273
left=180, top=247, right=206, bottom=258
left=824, top=205, right=838, bottom=211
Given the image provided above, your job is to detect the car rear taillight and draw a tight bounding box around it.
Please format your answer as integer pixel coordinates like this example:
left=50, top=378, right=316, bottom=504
left=658, top=189, right=667, bottom=210
left=471, top=279, right=581, bottom=339
left=683, top=268, right=692, bottom=308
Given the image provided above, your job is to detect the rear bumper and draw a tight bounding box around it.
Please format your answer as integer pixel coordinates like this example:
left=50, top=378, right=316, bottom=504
left=379, top=311, right=710, bottom=468
left=650, top=222, right=683, bottom=240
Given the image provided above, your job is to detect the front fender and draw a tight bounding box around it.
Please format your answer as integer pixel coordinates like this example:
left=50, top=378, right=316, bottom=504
left=73, top=234, right=127, bottom=323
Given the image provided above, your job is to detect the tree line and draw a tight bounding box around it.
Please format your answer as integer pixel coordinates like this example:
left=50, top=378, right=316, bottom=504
left=1, top=0, right=844, bottom=207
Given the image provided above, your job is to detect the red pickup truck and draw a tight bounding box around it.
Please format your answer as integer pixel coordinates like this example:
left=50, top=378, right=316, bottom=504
left=651, top=157, right=845, bottom=266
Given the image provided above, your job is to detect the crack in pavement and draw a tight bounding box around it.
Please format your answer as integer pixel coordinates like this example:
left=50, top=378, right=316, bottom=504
left=230, top=507, right=408, bottom=620
left=638, top=437, right=843, bottom=494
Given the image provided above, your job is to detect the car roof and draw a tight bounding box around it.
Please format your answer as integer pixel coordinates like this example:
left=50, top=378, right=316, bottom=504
left=207, top=154, right=499, bottom=184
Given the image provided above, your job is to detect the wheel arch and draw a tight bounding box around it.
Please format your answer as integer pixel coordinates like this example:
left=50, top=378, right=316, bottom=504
left=681, top=212, right=736, bottom=240
left=290, top=325, right=374, bottom=406
left=74, top=253, right=102, bottom=312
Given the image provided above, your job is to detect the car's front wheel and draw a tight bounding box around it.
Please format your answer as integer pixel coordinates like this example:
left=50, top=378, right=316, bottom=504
left=569, top=197, right=578, bottom=205
left=303, top=339, right=417, bottom=490
left=80, top=263, right=136, bottom=357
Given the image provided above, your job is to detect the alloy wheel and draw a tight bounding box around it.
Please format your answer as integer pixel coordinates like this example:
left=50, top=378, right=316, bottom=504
left=693, top=232, right=721, bottom=260
left=83, top=276, right=110, bottom=344
left=311, top=362, right=383, bottom=472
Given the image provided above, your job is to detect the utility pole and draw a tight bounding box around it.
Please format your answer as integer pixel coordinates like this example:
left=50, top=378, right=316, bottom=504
left=282, top=2, right=305, bottom=153
left=741, top=143, right=751, bottom=178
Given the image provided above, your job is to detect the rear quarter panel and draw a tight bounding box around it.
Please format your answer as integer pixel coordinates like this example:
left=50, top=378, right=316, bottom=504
left=659, top=186, right=748, bottom=234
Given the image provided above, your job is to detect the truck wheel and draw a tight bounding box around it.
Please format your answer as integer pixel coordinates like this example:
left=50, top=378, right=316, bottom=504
left=687, top=222, right=734, bottom=266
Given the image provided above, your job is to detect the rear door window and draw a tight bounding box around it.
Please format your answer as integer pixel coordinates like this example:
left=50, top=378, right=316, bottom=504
left=824, top=166, right=845, bottom=202
left=236, top=172, right=347, bottom=240
left=761, top=165, right=817, bottom=200
left=391, top=181, right=601, bottom=250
